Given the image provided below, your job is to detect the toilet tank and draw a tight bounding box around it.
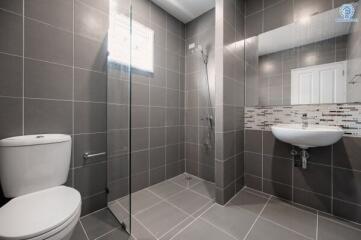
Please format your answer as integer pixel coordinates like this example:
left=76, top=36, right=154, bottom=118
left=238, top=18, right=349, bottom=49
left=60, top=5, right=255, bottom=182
left=0, top=134, right=71, bottom=198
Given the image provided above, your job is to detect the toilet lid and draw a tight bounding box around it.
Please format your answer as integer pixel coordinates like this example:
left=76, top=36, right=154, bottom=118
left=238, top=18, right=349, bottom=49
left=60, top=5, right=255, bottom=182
left=0, top=186, right=81, bottom=240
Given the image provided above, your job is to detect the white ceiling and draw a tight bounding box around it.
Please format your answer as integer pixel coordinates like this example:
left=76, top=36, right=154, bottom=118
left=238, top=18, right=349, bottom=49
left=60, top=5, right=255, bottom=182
left=151, top=0, right=215, bottom=23
left=258, top=7, right=353, bottom=56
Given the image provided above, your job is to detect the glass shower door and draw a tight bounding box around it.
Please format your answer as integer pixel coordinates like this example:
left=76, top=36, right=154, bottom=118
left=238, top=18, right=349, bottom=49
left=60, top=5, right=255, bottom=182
left=107, top=0, right=132, bottom=234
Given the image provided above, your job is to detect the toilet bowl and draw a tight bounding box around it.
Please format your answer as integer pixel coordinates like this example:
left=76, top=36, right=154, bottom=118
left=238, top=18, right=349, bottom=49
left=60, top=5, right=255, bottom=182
left=0, top=135, right=81, bottom=240
left=0, top=186, right=81, bottom=240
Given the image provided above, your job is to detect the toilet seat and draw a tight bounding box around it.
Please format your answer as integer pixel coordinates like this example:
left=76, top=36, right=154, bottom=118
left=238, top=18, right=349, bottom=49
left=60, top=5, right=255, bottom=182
left=0, top=186, right=81, bottom=240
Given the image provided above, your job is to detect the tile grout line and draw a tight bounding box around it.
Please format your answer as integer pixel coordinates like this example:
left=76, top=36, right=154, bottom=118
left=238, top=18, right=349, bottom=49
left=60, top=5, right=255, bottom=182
left=79, top=220, right=90, bottom=240
left=259, top=217, right=314, bottom=240
left=114, top=200, right=158, bottom=240
left=200, top=218, right=240, bottom=240
left=168, top=203, right=216, bottom=240
left=22, top=0, right=25, bottom=136
left=157, top=215, right=195, bottom=239
left=316, top=211, right=319, bottom=240
left=242, top=196, right=272, bottom=240
left=169, top=178, right=215, bottom=200
left=93, top=227, right=120, bottom=240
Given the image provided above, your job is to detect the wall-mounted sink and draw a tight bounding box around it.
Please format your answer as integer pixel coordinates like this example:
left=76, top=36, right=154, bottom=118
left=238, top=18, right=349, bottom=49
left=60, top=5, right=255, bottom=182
left=271, top=124, right=344, bottom=149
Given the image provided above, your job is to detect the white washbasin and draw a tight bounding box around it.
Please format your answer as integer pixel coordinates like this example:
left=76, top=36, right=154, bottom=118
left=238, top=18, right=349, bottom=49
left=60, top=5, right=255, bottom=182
left=271, top=124, right=344, bottom=149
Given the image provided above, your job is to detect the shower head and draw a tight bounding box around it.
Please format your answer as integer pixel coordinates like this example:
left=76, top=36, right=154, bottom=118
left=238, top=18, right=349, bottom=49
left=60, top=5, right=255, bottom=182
left=188, top=43, right=204, bottom=53
left=189, top=43, right=208, bottom=64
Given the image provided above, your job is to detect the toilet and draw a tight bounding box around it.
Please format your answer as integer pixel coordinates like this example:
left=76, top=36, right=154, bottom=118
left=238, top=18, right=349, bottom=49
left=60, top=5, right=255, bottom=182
left=0, top=135, right=81, bottom=240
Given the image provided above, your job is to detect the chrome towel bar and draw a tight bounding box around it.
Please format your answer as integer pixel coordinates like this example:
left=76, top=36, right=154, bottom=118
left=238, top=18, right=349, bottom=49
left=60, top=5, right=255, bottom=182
left=83, top=152, right=106, bottom=160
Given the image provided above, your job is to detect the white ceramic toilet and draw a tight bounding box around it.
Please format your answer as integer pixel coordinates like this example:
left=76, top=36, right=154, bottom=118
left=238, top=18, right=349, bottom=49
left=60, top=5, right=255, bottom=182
left=0, top=135, right=81, bottom=240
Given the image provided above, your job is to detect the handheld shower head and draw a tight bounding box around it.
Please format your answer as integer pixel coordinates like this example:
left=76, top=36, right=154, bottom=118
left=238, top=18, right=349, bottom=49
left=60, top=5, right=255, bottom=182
left=188, top=43, right=208, bottom=64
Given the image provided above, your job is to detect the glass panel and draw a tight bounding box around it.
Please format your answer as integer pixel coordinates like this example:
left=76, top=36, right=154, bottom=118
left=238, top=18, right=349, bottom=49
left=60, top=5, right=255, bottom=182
left=107, top=0, right=132, bottom=234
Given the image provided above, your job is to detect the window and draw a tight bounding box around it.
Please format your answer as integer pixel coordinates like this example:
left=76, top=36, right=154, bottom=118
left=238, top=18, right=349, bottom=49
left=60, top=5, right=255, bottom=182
left=108, top=14, right=154, bottom=73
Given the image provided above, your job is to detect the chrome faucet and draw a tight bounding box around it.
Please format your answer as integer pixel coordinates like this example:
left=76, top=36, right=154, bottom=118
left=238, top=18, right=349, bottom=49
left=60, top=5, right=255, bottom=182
left=302, top=113, right=308, bottom=128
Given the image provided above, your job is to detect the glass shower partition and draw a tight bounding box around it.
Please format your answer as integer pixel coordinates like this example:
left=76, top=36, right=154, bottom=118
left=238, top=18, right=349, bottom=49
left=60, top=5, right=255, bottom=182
left=107, top=0, right=132, bottom=234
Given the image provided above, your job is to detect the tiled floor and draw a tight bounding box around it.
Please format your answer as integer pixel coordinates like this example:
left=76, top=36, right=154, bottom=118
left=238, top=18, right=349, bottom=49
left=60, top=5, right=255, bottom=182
left=74, top=173, right=361, bottom=240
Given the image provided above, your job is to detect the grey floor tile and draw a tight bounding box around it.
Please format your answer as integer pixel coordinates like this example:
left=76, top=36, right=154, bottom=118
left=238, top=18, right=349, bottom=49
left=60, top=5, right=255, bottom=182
left=70, top=223, right=88, bottom=240
left=246, top=218, right=309, bottom=240
left=168, top=189, right=210, bottom=214
left=118, top=189, right=162, bottom=215
left=148, top=181, right=185, bottom=199
left=201, top=204, right=257, bottom=240
left=170, top=173, right=202, bottom=188
left=261, top=198, right=317, bottom=239
left=190, top=181, right=215, bottom=199
left=97, top=228, right=129, bottom=240
left=318, top=216, right=361, bottom=240
left=81, top=209, right=121, bottom=240
left=159, top=216, right=195, bottom=240
left=226, top=190, right=269, bottom=215
left=192, top=201, right=215, bottom=218
left=131, top=217, right=157, bottom=240
left=135, top=201, right=188, bottom=238
left=172, top=218, right=235, bottom=240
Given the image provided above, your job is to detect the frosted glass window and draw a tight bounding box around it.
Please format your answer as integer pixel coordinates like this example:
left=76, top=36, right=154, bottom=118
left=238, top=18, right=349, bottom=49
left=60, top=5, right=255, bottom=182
left=109, top=14, right=154, bottom=73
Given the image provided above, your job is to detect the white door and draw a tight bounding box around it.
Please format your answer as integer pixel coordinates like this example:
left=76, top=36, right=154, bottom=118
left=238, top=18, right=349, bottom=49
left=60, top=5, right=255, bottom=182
left=291, top=61, right=347, bottom=105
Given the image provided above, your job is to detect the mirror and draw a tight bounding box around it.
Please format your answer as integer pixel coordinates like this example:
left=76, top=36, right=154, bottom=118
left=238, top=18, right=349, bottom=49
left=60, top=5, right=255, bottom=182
left=245, top=1, right=361, bottom=107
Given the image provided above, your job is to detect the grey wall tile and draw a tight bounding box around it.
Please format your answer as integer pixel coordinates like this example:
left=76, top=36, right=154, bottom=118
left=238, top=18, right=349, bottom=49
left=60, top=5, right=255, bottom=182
left=74, top=34, right=107, bottom=72
left=75, top=68, right=107, bottom=102
left=294, top=188, right=332, bottom=213
left=75, top=102, right=106, bottom=133
left=245, top=174, right=263, bottom=191
left=132, top=171, right=149, bottom=192
left=25, top=19, right=72, bottom=65
left=25, top=59, right=73, bottom=100
left=0, top=53, right=22, bottom=97
left=131, top=149, right=149, bottom=174
left=293, top=0, right=332, bottom=21
left=75, top=0, right=108, bottom=41
left=0, top=97, right=23, bottom=139
left=150, top=147, right=165, bottom=168
left=150, top=166, right=166, bottom=185
left=74, top=133, right=107, bottom=167
left=334, top=137, right=361, bottom=171
left=0, top=0, right=23, bottom=14
left=244, top=152, right=263, bottom=177
left=82, top=0, right=110, bottom=13
left=74, top=162, right=107, bottom=197
left=263, top=131, right=292, bottom=158
left=263, top=0, right=293, bottom=32
left=293, top=163, right=331, bottom=196
left=131, top=105, right=149, bottom=128
left=150, top=127, right=165, bottom=148
left=131, top=128, right=149, bottom=151
left=81, top=192, right=107, bottom=216
left=245, top=12, right=263, bottom=38
left=150, top=107, right=165, bottom=127
left=245, top=130, right=262, bottom=153
left=246, top=0, right=263, bottom=16
left=25, top=0, right=73, bottom=31
left=24, top=99, right=72, bottom=134
left=333, top=199, right=361, bottom=224
left=263, top=179, right=293, bottom=200
left=0, top=10, right=23, bottom=55
left=263, top=156, right=292, bottom=185
left=108, top=104, right=128, bottom=130
left=333, top=168, right=361, bottom=205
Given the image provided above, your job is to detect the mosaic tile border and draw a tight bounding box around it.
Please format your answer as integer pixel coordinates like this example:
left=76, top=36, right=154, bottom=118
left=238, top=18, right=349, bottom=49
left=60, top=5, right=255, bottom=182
left=245, top=103, right=361, bottom=137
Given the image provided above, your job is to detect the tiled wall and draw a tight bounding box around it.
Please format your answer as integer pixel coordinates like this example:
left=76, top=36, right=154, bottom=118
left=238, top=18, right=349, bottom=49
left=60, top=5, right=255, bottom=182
left=243, top=0, right=361, bottom=224
left=184, top=10, right=216, bottom=182
left=106, top=0, right=186, bottom=202
left=244, top=128, right=361, bottom=223
left=0, top=0, right=109, bottom=215
left=245, top=104, right=361, bottom=136
left=215, top=0, right=245, bottom=204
